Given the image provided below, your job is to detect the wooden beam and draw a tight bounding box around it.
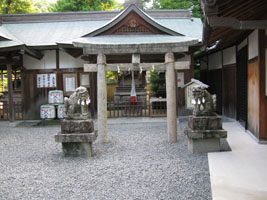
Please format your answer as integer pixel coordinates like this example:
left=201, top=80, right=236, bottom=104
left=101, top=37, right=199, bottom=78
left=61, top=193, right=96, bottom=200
left=208, top=16, right=267, bottom=29
left=84, top=61, right=191, bottom=72
left=7, top=64, right=14, bottom=122
left=0, top=59, right=20, bottom=65
left=56, top=49, right=59, bottom=70
left=24, top=47, right=43, bottom=60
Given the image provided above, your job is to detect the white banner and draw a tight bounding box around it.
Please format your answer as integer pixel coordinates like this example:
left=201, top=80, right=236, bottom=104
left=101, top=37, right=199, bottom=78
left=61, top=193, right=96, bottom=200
left=177, top=72, right=184, bottom=87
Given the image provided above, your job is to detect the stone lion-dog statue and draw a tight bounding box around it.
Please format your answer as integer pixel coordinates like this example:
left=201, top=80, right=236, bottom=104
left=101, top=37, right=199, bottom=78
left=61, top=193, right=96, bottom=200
left=64, top=86, right=90, bottom=120
left=191, top=86, right=216, bottom=116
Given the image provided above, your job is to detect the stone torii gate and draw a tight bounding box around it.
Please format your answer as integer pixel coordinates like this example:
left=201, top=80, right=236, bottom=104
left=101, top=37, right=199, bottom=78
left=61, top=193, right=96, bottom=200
left=72, top=2, right=200, bottom=143
left=77, top=50, right=192, bottom=143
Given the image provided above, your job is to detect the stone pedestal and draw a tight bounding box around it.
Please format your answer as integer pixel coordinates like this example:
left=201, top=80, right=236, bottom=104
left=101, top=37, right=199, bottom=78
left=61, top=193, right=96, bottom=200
left=184, top=115, right=227, bottom=154
left=55, top=119, right=97, bottom=157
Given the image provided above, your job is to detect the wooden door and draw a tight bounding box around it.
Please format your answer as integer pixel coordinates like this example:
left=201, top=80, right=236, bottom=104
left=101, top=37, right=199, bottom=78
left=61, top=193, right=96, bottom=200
left=236, top=46, right=248, bottom=129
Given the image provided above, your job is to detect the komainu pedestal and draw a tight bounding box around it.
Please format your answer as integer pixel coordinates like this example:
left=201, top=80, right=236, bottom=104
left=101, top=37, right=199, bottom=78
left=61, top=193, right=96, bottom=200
left=184, top=86, right=227, bottom=154
left=55, top=119, right=97, bottom=157
left=55, top=87, right=97, bottom=157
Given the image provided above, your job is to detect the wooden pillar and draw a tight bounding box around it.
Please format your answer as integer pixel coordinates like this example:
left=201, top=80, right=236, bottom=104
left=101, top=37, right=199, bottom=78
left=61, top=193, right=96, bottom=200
left=7, top=64, right=14, bottom=122
left=165, top=52, right=177, bottom=142
left=97, top=54, right=108, bottom=143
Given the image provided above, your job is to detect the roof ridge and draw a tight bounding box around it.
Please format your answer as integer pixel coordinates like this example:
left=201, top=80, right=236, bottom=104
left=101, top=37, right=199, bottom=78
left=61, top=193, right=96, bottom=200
left=83, top=4, right=184, bottom=37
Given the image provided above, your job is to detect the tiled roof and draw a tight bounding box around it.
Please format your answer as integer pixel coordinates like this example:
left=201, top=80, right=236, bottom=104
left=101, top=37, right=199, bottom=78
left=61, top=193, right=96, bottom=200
left=0, top=5, right=202, bottom=50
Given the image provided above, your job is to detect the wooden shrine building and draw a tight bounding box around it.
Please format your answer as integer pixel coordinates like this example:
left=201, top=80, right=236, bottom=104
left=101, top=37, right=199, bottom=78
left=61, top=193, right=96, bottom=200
left=0, top=1, right=202, bottom=141
left=198, top=0, right=267, bottom=142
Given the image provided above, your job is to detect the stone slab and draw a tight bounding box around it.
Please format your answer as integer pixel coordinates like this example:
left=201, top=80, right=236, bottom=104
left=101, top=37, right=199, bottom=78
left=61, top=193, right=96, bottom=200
left=55, top=131, right=97, bottom=143
left=188, top=115, right=223, bottom=130
left=184, top=127, right=227, bottom=139
left=188, top=138, right=221, bottom=154
left=61, top=119, right=94, bottom=134
left=62, top=142, right=94, bottom=157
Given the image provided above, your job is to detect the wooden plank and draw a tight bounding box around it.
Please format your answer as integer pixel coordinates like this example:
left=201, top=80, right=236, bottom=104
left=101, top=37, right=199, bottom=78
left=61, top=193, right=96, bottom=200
left=7, top=64, right=14, bottom=122
left=222, top=65, right=236, bottom=119
left=247, top=59, right=260, bottom=138
left=0, top=59, right=20, bottom=65
left=56, top=49, right=59, bottom=70
left=208, top=16, right=267, bottom=29
left=258, top=30, right=267, bottom=140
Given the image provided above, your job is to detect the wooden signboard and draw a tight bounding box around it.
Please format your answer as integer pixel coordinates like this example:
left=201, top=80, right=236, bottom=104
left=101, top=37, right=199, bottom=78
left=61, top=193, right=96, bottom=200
left=63, top=73, right=78, bottom=96
left=37, top=73, right=56, bottom=88
left=80, top=73, right=90, bottom=88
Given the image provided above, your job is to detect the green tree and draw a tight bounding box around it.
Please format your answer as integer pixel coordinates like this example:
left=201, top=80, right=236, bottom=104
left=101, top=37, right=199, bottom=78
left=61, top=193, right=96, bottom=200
left=34, top=0, right=51, bottom=13
left=0, top=0, right=37, bottom=14
left=49, top=0, right=119, bottom=12
left=142, top=0, right=202, bottom=18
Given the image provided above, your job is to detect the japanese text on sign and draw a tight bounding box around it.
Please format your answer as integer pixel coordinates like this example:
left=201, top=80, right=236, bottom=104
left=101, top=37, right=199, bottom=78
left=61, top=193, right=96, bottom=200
left=37, top=74, right=56, bottom=88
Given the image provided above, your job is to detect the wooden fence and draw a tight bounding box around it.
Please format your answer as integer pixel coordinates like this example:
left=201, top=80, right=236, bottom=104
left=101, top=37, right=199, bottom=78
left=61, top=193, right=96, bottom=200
left=107, top=99, right=167, bottom=118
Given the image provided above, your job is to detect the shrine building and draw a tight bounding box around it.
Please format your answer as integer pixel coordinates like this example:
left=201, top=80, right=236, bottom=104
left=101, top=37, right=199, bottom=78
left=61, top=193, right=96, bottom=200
left=0, top=1, right=202, bottom=141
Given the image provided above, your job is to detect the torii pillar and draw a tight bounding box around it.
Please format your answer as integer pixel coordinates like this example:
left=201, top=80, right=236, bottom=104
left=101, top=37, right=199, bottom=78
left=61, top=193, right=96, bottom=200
left=97, top=54, right=108, bottom=143
left=165, top=52, right=177, bottom=142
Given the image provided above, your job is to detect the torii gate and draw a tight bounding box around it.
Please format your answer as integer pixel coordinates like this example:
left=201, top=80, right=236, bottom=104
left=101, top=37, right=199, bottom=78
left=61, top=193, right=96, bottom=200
left=73, top=46, right=194, bottom=143
left=73, top=3, right=199, bottom=143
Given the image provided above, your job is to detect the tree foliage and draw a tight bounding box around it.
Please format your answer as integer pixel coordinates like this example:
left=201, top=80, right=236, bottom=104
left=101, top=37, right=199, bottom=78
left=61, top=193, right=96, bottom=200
left=49, top=0, right=119, bottom=12
left=142, top=0, right=202, bottom=18
left=0, top=0, right=37, bottom=14
left=34, top=0, right=51, bottom=13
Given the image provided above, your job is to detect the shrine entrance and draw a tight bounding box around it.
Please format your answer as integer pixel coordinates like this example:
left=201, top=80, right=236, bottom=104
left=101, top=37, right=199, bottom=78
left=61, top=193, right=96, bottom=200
left=73, top=4, right=200, bottom=143
left=107, top=65, right=149, bottom=118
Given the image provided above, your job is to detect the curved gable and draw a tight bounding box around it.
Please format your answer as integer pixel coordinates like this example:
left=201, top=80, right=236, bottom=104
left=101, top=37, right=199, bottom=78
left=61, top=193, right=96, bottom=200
left=83, top=4, right=183, bottom=37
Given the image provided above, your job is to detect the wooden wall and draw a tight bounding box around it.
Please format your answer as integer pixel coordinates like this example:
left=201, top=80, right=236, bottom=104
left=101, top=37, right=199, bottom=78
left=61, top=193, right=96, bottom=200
left=259, top=30, right=267, bottom=141
left=247, top=58, right=260, bottom=138
left=22, top=69, right=96, bottom=120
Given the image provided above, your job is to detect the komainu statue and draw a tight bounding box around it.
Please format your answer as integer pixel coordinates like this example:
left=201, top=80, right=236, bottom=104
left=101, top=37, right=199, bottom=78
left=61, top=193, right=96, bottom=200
left=64, top=86, right=90, bottom=120
left=191, top=86, right=216, bottom=116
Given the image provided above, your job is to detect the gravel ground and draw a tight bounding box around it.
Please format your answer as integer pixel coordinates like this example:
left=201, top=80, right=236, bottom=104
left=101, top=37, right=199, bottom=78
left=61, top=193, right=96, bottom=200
left=0, top=119, right=212, bottom=200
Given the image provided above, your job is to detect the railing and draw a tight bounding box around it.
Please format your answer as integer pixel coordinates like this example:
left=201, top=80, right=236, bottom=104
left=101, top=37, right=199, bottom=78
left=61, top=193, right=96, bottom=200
left=107, top=98, right=167, bottom=118
left=107, top=100, right=149, bottom=118
left=149, top=98, right=167, bottom=117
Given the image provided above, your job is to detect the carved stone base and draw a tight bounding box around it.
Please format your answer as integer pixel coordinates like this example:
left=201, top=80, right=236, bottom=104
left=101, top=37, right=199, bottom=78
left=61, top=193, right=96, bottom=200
left=61, top=119, right=94, bottom=134
left=55, top=131, right=97, bottom=157
left=55, top=118, right=97, bottom=157
left=188, top=115, right=222, bottom=130
left=185, top=115, right=227, bottom=154
left=62, top=142, right=94, bottom=157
